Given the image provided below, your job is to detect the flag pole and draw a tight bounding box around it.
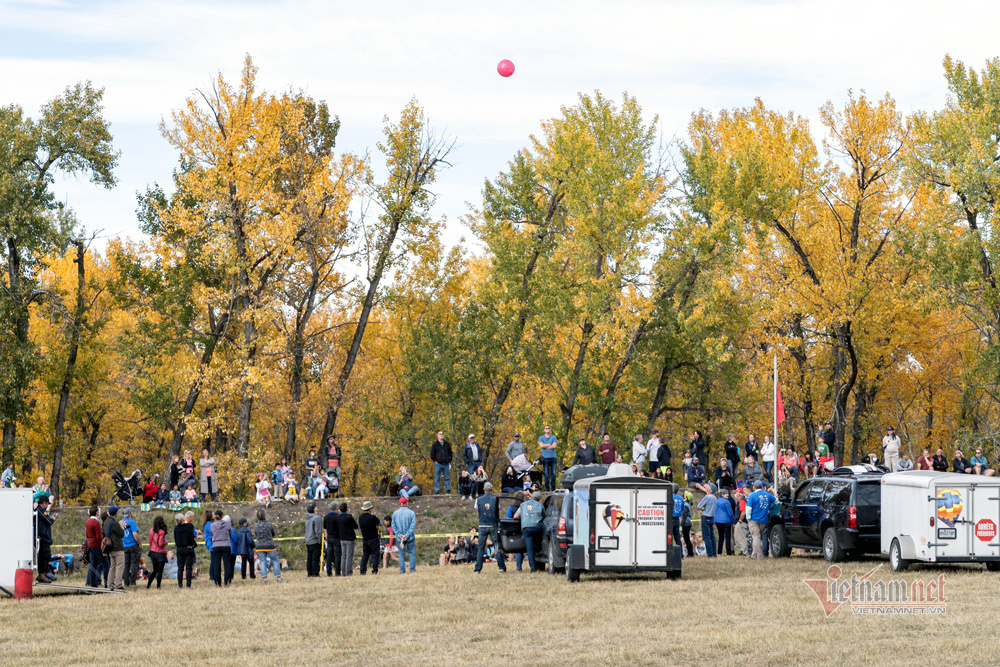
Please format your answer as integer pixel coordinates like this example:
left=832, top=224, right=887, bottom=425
left=773, top=353, right=779, bottom=476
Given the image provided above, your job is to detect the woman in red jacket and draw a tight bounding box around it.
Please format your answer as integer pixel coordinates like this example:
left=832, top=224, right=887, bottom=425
left=143, top=474, right=161, bottom=503
left=146, top=515, right=169, bottom=589
left=85, top=505, right=107, bottom=588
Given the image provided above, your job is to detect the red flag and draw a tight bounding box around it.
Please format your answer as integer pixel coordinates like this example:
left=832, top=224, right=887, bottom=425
left=776, top=380, right=786, bottom=426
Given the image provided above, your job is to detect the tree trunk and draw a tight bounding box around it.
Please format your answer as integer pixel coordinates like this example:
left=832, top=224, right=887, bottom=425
left=831, top=321, right=858, bottom=466
left=788, top=314, right=815, bottom=449
left=850, top=381, right=877, bottom=465
left=51, top=241, right=86, bottom=500
left=925, top=387, right=934, bottom=440
left=559, top=320, right=595, bottom=447
left=2, top=236, right=31, bottom=464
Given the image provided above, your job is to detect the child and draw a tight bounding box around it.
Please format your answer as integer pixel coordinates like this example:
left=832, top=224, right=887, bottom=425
left=380, top=515, right=398, bottom=570
left=153, top=483, right=169, bottom=508
left=183, top=485, right=198, bottom=502
left=284, top=474, right=299, bottom=503
left=270, top=463, right=284, bottom=500
left=522, top=475, right=532, bottom=493
left=314, top=475, right=328, bottom=499
left=169, top=485, right=182, bottom=510
left=255, top=472, right=272, bottom=507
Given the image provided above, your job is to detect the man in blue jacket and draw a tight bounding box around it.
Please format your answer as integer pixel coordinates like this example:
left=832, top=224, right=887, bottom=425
left=391, top=497, right=417, bottom=574
left=671, top=484, right=685, bottom=555
left=747, top=481, right=776, bottom=560
left=473, top=482, right=506, bottom=573
left=463, top=434, right=483, bottom=475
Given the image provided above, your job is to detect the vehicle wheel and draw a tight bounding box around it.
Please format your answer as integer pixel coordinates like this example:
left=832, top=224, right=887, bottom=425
left=548, top=539, right=560, bottom=575
left=667, top=570, right=681, bottom=580
left=565, top=564, right=580, bottom=582
left=823, top=527, right=844, bottom=563
left=889, top=539, right=909, bottom=572
left=986, top=562, right=1000, bottom=572
left=769, top=524, right=790, bottom=558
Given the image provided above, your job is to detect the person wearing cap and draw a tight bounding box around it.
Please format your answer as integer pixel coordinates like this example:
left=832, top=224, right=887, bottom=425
left=538, top=425, right=558, bottom=491
left=746, top=480, right=776, bottom=560
left=34, top=494, right=56, bottom=583
left=323, top=502, right=342, bottom=576
left=304, top=503, right=323, bottom=577
left=463, top=434, right=483, bottom=475
left=103, top=506, right=126, bottom=590
left=391, top=496, right=417, bottom=574
left=881, top=426, right=901, bottom=471
left=430, top=431, right=454, bottom=494
left=506, top=432, right=526, bottom=464
left=473, top=482, right=506, bottom=573
left=121, top=507, right=142, bottom=587
left=513, top=491, right=544, bottom=572
left=336, top=502, right=359, bottom=576
left=697, top=484, right=718, bottom=558
left=358, top=501, right=381, bottom=574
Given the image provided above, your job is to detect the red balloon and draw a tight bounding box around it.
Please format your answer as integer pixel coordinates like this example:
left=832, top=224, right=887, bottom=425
left=497, top=59, right=515, bottom=78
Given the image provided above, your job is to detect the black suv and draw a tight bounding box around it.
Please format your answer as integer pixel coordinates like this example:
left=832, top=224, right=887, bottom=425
left=770, top=465, right=884, bottom=562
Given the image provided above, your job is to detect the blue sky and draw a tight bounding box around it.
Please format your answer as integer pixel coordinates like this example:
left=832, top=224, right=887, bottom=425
left=3, top=0, right=1000, bottom=248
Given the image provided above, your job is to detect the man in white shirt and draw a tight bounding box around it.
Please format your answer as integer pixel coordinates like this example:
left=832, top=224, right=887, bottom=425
left=760, top=436, right=776, bottom=483
left=881, top=426, right=901, bottom=471
left=645, top=430, right=661, bottom=475
left=631, top=434, right=647, bottom=470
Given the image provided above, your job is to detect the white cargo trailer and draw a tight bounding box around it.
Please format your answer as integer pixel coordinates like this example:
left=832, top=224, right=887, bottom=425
left=881, top=471, right=1000, bottom=571
left=565, top=464, right=682, bottom=581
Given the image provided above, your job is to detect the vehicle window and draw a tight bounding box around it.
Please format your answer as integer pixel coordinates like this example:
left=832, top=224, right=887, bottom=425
left=855, top=483, right=880, bottom=507
left=805, top=482, right=825, bottom=503
left=824, top=481, right=851, bottom=508
left=794, top=482, right=813, bottom=504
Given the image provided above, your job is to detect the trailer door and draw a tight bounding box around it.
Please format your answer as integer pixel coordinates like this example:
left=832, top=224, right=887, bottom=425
left=593, top=486, right=634, bottom=568
left=931, top=483, right=972, bottom=560
left=634, top=486, right=670, bottom=568
left=970, top=483, right=1000, bottom=559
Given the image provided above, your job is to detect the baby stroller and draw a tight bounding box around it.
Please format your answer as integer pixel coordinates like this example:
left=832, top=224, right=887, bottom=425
left=510, top=454, right=543, bottom=489
left=113, top=469, right=143, bottom=505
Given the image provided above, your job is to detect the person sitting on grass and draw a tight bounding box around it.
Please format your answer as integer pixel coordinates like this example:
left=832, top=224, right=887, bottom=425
left=971, top=449, right=995, bottom=476
left=688, top=457, right=711, bottom=494
left=470, top=466, right=488, bottom=499
left=284, top=473, right=300, bottom=503
left=396, top=466, right=420, bottom=498
left=453, top=537, right=470, bottom=564
left=458, top=470, right=474, bottom=500
left=183, top=485, right=199, bottom=502
left=255, top=472, right=272, bottom=506
left=439, top=536, right=457, bottom=566
left=153, top=483, right=169, bottom=508
left=501, top=466, right=519, bottom=494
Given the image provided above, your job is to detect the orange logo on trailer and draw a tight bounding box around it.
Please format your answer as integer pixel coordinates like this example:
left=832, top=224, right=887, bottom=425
left=603, top=504, right=625, bottom=532
left=975, top=519, right=997, bottom=542
left=935, top=488, right=963, bottom=527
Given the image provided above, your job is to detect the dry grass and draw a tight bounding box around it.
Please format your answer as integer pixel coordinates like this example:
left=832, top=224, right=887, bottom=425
left=3, top=554, right=999, bottom=665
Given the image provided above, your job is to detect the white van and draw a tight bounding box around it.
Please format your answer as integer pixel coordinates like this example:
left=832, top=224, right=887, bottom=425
left=881, top=471, right=1000, bottom=571
left=565, top=463, right=682, bottom=581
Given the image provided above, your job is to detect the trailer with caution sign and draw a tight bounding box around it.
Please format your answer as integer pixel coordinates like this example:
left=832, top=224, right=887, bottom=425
left=565, top=463, right=682, bottom=581
left=881, top=471, right=1000, bottom=572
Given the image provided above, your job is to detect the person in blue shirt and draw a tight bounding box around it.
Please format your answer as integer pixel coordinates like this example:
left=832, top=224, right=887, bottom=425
left=1, top=461, right=15, bottom=488
left=746, top=481, right=776, bottom=559
left=538, top=426, right=558, bottom=491
left=391, top=497, right=417, bottom=574
left=697, top=483, right=718, bottom=557
left=120, top=507, right=142, bottom=587
left=714, top=487, right=736, bottom=555
left=671, top=483, right=685, bottom=556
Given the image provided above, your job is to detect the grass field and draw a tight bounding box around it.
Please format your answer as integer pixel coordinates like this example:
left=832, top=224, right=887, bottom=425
left=3, top=553, right=999, bottom=665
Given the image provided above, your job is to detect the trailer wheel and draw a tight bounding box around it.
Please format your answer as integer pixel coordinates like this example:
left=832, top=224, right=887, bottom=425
left=565, top=564, right=580, bottom=582
left=823, top=527, right=844, bottom=563
left=889, top=539, right=909, bottom=572
left=666, top=570, right=681, bottom=580
left=986, top=562, right=1000, bottom=572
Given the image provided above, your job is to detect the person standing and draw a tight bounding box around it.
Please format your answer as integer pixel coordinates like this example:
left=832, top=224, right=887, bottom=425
left=598, top=434, right=617, bottom=465
left=174, top=511, right=197, bottom=588
left=322, top=435, right=342, bottom=485
left=200, top=448, right=218, bottom=502
left=1, top=461, right=15, bottom=488
left=747, top=481, right=776, bottom=560
left=697, top=484, right=718, bottom=558
left=431, top=431, right=453, bottom=494
left=821, top=422, right=835, bottom=456
left=514, top=491, right=544, bottom=573
left=690, top=430, right=707, bottom=465
left=630, top=435, right=647, bottom=472
left=357, top=501, right=381, bottom=574
left=715, top=488, right=735, bottom=556
left=323, top=502, right=342, bottom=576
left=571, top=439, right=597, bottom=466
left=146, top=516, right=168, bottom=589
left=882, top=426, right=901, bottom=471
left=645, top=431, right=661, bottom=475
left=337, top=502, right=359, bottom=576
left=670, top=484, right=684, bottom=554
left=505, top=432, right=526, bottom=464
left=210, top=510, right=233, bottom=586
left=473, top=483, right=505, bottom=573
left=253, top=509, right=283, bottom=583
left=391, top=497, right=417, bottom=574
left=463, top=434, right=483, bottom=475
left=304, top=503, right=323, bottom=577
left=85, top=505, right=106, bottom=588
left=34, top=494, right=55, bottom=583
left=103, top=506, right=126, bottom=590
left=234, top=517, right=256, bottom=580
left=657, top=438, right=673, bottom=479
left=745, top=433, right=759, bottom=461
left=724, top=434, right=741, bottom=477
left=538, top=426, right=558, bottom=491
left=121, top=507, right=142, bottom=587
left=760, top=436, right=776, bottom=483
